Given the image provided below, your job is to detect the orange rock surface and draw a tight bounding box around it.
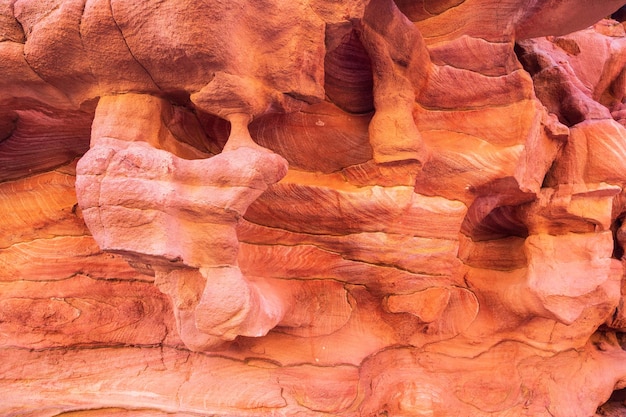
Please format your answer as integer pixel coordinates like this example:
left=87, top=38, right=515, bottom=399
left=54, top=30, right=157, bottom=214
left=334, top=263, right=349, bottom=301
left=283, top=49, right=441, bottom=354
left=3, top=0, right=626, bottom=415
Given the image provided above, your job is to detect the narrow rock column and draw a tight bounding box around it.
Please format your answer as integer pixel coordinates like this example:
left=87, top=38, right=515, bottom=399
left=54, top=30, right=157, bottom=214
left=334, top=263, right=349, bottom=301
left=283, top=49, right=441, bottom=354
left=355, top=0, right=431, bottom=165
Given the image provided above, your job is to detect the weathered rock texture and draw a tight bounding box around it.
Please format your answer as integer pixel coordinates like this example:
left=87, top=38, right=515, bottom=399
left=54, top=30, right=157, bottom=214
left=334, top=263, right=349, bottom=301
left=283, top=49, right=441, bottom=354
left=3, top=0, right=626, bottom=416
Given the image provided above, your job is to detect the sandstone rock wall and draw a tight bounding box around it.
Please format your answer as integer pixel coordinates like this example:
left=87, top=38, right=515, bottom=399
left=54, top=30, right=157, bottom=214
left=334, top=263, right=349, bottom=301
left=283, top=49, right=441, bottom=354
left=3, top=0, right=626, bottom=416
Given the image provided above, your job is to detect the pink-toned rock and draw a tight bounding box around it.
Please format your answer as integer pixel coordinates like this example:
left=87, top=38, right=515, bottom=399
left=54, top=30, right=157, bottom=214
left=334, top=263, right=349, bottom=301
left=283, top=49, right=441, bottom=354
left=3, top=1, right=626, bottom=416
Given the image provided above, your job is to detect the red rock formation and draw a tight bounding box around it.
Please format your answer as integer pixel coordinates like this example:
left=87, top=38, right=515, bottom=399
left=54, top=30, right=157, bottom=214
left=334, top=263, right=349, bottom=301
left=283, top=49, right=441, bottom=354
left=3, top=0, right=626, bottom=416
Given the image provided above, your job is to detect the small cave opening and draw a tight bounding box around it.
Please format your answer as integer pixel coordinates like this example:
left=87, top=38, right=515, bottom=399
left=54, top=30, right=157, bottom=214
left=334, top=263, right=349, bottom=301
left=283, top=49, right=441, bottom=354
left=612, top=5, right=626, bottom=23
left=324, top=27, right=375, bottom=115
left=460, top=188, right=531, bottom=243
left=460, top=204, right=530, bottom=242
left=597, top=387, right=626, bottom=416
left=611, top=214, right=625, bottom=260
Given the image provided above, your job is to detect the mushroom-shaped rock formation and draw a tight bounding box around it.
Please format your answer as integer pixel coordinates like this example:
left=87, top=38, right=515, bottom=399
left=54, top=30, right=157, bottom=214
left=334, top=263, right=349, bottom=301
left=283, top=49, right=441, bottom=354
left=3, top=0, right=626, bottom=416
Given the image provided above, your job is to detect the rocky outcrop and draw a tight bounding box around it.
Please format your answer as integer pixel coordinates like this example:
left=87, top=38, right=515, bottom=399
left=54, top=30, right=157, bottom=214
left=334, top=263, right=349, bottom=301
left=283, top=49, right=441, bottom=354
left=3, top=0, right=626, bottom=416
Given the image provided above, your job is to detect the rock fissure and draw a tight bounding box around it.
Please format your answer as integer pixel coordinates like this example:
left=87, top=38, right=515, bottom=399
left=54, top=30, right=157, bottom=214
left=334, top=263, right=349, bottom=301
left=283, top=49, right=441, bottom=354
left=4, top=1, right=626, bottom=415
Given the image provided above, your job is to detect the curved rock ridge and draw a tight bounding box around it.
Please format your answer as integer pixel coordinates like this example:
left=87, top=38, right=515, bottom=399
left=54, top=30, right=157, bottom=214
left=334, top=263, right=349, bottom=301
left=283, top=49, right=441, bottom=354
left=2, top=0, right=626, bottom=416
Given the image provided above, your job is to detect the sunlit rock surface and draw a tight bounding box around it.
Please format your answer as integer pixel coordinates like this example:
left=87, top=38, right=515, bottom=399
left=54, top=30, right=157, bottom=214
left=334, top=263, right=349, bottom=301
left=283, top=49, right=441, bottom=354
left=3, top=0, right=626, bottom=415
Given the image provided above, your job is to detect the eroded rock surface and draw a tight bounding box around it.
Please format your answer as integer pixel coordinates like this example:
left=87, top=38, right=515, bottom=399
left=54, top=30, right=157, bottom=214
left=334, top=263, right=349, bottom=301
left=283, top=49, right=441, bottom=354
left=3, top=0, right=626, bottom=416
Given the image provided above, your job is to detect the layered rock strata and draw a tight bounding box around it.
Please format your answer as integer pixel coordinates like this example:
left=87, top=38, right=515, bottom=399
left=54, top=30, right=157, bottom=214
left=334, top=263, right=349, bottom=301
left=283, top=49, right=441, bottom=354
left=3, top=0, right=626, bottom=416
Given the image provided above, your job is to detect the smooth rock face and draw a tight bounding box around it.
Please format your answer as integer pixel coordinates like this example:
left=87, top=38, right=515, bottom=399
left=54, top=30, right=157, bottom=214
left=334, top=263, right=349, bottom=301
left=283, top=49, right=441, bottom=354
left=3, top=0, right=626, bottom=416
